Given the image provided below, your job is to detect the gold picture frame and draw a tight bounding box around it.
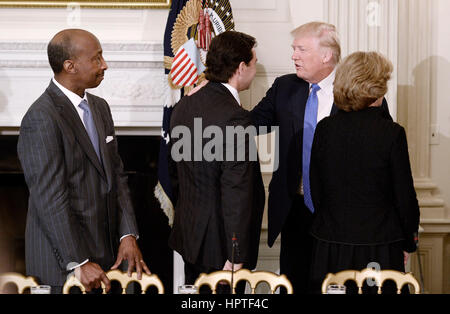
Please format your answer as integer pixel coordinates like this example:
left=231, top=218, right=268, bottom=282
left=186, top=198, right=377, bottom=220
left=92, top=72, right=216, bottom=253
left=0, top=0, right=171, bottom=9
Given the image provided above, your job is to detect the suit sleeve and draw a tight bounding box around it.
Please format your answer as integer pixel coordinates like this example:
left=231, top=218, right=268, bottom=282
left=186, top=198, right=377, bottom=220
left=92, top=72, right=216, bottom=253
left=220, top=111, right=259, bottom=264
left=250, top=78, right=279, bottom=132
left=103, top=101, right=139, bottom=238
left=390, top=127, right=420, bottom=252
left=17, top=109, right=90, bottom=270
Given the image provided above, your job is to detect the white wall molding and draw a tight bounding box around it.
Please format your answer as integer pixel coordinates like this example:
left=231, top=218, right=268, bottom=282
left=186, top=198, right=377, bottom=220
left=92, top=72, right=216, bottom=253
left=396, top=0, right=449, bottom=293
left=324, top=0, right=398, bottom=120
left=231, top=0, right=289, bottom=23
left=0, top=41, right=165, bottom=130
left=397, top=0, right=446, bottom=221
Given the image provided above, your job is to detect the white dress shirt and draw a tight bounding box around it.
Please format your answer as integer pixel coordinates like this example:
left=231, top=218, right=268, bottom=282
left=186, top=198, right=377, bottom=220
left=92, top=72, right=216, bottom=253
left=52, top=78, right=87, bottom=128
left=221, top=83, right=241, bottom=106
left=312, top=69, right=336, bottom=123
left=299, top=69, right=336, bottom=196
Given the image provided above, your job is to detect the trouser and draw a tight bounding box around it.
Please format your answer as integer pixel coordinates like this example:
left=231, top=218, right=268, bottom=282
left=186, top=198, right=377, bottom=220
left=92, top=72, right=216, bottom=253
left=279, top=194, right=314, bottom=294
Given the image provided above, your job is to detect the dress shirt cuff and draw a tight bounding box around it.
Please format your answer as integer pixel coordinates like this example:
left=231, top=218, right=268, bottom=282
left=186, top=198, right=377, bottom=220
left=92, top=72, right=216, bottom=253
left=67, top=259, right=89, bottom=271
left=120, top=234, right=139, bottom=242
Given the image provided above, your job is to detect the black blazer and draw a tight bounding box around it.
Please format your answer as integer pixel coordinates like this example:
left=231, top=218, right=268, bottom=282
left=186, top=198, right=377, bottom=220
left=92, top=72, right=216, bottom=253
left=17, top=81, right=138, bottom=286
left=169, top=82, right=265, bottom=270
left=309, top=107, right=420, bottom=252
left=250, top=74, right=392, bottom=247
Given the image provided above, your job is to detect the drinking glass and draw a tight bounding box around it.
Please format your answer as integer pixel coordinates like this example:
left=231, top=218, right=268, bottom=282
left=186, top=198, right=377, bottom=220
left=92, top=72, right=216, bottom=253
left=178, top=285, right=198, bottom=294
left=30, top=285, right=51, bottom=294
left=326, top=284, right=346, bottom=294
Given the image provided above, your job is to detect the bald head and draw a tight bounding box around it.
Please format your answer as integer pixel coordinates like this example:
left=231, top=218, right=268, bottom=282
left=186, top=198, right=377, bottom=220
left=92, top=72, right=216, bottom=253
left=47, top=29, right=107, bottom=96
left=47, top=29, right=98, bottom=74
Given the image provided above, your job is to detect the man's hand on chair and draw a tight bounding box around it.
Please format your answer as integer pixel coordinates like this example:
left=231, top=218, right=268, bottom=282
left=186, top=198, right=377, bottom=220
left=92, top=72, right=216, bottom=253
left=75, top=262, right=111, bottom=293
left=111, top=235, right=151, bottom=280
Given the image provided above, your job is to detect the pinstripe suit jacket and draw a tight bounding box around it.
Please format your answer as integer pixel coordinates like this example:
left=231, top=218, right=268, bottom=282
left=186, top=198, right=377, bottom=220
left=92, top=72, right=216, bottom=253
left=17, top=81, right=138, bottom=286
left=168, top=82, right=265, bottom=270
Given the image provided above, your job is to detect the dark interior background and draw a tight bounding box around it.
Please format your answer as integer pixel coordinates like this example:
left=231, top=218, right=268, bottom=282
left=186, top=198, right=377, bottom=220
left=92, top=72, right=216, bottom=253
left=0, top=135, right=173, bottom=293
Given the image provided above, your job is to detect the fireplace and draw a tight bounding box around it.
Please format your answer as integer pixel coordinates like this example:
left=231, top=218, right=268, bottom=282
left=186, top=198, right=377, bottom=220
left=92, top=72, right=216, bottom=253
left=0, top=40, right=176, bottom=292
left=0, top=134, right=173, bottom=293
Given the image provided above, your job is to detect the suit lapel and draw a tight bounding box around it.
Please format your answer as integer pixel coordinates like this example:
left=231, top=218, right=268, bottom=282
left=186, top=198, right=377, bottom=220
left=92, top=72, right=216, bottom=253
left=291, top=81, right=310, bottom=132
left=46, top=81, right=106, bottom=180
left=87, top=93, right=113, bottom=190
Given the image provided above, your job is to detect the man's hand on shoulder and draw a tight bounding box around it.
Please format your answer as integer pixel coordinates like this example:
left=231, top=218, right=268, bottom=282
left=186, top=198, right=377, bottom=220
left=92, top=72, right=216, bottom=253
left=187, top=80, right=209, bottom=96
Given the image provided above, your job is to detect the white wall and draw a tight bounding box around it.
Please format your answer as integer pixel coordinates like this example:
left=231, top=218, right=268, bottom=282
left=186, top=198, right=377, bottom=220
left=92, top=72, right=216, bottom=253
left=431, top=0, right=450, bottom=216
left=0, top=8, right=168, bottom=42
left=0, top=7, right=169, bottom=132
left=1, top=1, right=447, bottom=214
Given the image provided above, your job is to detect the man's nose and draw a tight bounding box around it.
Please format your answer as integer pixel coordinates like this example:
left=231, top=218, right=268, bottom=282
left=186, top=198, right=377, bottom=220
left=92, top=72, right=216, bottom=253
left=101, top=58, right=108, bottom=71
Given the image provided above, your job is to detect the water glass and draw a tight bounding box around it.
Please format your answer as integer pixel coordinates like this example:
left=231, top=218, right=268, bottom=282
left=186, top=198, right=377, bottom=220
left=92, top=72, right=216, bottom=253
left=326, top=284, right=346, bottom=294
left=30, top=285, right=51, bottom=294
left=178, top=285, right=198, bottom=294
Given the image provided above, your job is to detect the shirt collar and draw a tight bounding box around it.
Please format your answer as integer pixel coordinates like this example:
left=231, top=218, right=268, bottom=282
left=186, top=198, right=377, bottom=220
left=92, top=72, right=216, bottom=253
left=52, top=77, right=88, bottom=107
left=310, top=69, right=336, bottom=96
left=221, top=83, right=241, bottom=106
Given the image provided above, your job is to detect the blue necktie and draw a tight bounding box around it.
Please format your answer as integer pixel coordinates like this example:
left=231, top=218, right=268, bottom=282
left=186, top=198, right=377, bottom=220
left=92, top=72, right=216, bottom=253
left=302, top=84, right=320, bottom=213
left=79, top=99, right=101, bottom=161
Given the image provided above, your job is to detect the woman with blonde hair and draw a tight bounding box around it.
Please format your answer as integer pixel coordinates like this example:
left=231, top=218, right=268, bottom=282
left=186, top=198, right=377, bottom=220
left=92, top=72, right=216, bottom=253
left=308, top=52, right=420, bottom=294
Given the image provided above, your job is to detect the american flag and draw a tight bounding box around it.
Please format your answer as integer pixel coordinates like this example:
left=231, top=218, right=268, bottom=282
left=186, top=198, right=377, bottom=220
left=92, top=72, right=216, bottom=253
left=156, top=0, right=235, bottom=226
left=170, top=38, right=205, bottom=87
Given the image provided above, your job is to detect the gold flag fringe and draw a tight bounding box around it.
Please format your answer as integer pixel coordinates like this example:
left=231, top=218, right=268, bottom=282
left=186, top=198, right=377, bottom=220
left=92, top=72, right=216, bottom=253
left=154, top=181, right=174, bottom=227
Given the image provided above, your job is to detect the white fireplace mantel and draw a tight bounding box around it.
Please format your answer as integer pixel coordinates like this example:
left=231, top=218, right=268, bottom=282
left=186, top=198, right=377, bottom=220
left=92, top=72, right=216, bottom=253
left=0, top=41, right=165, bottom=136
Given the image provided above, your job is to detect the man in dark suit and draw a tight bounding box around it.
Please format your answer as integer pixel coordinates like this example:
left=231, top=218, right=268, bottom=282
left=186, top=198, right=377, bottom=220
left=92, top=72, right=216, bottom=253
left=250, top=22, right=391, bottom=293
left=169, top=31, right=265, bottom=288
left=17, top=29, right=150, bottom=293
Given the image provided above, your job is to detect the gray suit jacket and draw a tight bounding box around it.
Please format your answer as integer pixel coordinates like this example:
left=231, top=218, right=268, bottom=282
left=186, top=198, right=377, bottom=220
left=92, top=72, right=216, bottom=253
left=17, top=81, right=138, bottom=286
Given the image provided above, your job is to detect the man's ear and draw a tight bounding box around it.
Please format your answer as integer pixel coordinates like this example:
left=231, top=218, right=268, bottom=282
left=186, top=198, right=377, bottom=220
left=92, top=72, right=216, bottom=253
left=238, top=61, right=246, bottom=75
left=63, top=59, right=76, bottom=74
left=322, top=48, right=333, bottom=64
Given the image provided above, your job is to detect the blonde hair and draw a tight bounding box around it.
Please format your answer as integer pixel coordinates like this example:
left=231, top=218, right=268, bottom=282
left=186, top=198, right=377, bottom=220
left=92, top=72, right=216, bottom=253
left=334, top=51, right=393, bottom=112
left=291, top=21, right=341, bottom=65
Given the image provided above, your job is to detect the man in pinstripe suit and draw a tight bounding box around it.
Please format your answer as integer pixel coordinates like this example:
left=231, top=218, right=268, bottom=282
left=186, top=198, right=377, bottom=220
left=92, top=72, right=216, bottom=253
left=17, top=29, right=150, bottom=293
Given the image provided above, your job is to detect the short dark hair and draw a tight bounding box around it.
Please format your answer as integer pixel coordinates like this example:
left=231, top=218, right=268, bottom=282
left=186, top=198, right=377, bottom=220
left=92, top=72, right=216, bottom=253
left=47, top=34, right=75, bottom=74
left=205, top=31, right=256, bottom=83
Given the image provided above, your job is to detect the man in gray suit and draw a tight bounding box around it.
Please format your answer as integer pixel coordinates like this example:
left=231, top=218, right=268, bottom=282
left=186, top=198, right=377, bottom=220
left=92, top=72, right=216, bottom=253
left=17, top=29, right=150, bottom=293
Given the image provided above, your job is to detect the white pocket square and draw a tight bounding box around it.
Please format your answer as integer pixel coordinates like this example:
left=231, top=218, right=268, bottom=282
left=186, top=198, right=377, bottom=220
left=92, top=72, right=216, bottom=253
left=106, top=136, right=114, bottom=143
